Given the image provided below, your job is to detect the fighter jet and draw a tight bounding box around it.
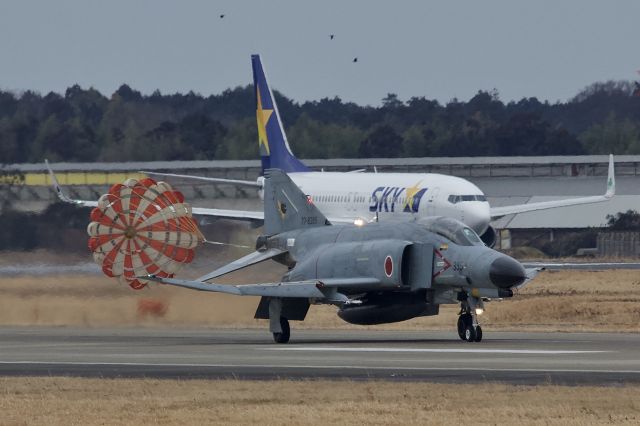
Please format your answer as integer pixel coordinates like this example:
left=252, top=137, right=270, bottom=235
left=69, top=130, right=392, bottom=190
left=148, top=169, right=539, bottom=343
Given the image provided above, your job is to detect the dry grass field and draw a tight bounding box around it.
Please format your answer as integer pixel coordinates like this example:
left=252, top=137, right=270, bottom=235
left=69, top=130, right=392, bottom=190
left=1, top=256, right=639, bottom=332
left=1, top=377, right=639, bottom=425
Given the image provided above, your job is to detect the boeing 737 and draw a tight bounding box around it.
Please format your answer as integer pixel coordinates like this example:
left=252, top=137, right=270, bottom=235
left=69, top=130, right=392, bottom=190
left=47, top=55, right=615, bottom=247
left=137, top=55, right=615, bottom=246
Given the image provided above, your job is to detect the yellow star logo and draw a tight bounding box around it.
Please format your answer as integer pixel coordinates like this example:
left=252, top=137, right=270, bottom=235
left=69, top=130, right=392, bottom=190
left=403, top=181, right=423, bottom=211
left=256, top=89, right=273, bottom=156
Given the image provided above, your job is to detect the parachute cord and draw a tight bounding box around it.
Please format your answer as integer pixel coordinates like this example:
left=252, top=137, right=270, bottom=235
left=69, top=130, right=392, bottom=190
left=202, top=239, right=251, bottom=249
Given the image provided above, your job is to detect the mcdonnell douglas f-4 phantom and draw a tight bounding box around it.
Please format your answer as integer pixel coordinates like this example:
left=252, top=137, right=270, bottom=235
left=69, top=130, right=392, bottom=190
left=147, top=169, right=540, bottom=343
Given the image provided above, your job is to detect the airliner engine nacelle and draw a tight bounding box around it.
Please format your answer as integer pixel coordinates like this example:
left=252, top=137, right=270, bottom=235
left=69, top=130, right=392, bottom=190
left=480, top=225, right=497, bottom=248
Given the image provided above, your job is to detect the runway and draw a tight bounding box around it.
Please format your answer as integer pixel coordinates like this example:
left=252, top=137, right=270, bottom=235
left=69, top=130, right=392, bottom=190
left=1, top=327, right=639, bottom=385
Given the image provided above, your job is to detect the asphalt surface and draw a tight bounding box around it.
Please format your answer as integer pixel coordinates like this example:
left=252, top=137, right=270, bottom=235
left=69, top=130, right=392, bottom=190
left=0, top=327, right=639, bottom=385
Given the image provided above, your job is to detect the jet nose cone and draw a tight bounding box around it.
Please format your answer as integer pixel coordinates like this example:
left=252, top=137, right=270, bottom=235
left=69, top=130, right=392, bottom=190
left=489, top=256, right=526, bottom=288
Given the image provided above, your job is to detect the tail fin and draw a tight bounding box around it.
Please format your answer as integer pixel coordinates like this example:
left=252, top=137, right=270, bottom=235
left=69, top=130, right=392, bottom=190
left=252, top=54, right=309, bottom=174
left=263, top=168, right=329, bottom=234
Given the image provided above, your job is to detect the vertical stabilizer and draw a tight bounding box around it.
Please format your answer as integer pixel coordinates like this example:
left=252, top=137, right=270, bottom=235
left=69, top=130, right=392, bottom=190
left=263, top=169, right=329, bottom=234
left=252, top=54, right=310, bottom=174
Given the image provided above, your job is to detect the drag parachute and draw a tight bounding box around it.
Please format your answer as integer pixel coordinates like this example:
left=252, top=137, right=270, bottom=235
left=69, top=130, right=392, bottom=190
left=87, top=178, right=203, bottom=289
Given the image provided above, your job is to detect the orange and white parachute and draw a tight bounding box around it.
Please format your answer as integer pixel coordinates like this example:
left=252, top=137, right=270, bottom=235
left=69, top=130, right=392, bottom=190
left=87, top=178, right=203, bottom=289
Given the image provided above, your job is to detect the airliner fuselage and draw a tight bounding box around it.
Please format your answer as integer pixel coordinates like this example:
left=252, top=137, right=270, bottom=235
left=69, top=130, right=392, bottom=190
left=279, top=172, right=491, bottom=235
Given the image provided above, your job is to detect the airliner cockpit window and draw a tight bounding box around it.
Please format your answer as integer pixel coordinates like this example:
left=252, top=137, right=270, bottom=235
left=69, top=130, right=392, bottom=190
left=448, top=194, right=487, bottom=204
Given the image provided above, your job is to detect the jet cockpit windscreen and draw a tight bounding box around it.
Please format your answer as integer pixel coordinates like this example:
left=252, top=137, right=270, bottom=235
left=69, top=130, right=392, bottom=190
left=418, top=216, right=485, bottom=246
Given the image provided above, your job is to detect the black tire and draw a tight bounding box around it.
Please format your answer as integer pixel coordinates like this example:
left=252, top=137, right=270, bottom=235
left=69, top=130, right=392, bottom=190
left=464, top=323, right=476, bottom=342
left=457, top=313, right=471, bottom=340
left=474, top=325, right=483, bottom=342
left=457, top=316, right=465, bottom=340
left=272, top=317, right=290, bottom=344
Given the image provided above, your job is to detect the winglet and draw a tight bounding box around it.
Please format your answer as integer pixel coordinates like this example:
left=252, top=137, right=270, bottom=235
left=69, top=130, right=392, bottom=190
left=44, top=159, right=75, bottom=204
left=605, top=154, right=615, bottom=198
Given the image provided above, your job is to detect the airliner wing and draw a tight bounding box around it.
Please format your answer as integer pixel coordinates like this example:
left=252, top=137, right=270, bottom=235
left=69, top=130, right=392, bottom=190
left=139, top=171, right=261, bottom=188
left=46, top=159, right=98, bottom=207
left=46, top=160, right=264, bottom=222
left=490, top=154, right=615, bottom=219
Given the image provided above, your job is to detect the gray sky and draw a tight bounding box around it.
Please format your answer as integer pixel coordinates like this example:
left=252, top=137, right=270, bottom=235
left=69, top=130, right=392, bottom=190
left=1, top=0, right=639, bottom=106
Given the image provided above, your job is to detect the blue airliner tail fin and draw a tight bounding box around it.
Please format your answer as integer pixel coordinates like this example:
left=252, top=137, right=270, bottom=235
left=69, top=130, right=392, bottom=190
left=252, top=54, right=310, bottom=174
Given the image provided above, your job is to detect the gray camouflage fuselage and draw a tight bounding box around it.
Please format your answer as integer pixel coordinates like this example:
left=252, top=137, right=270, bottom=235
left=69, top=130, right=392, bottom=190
left=258, top=217, right=524, bottom=324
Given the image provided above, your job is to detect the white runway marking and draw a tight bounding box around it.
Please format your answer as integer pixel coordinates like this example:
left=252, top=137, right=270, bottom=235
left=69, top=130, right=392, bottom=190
left=261, top=347, right=610, bottom=355
left=0, top=361, right=636, bottom=375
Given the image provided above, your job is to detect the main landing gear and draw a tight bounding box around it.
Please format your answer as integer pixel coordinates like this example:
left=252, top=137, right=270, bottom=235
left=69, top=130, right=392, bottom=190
left=457, top=298, right=482, bottom=342
left=269, top=298, right=290, bottom=343
left=272, top=317, right=290, bottom=344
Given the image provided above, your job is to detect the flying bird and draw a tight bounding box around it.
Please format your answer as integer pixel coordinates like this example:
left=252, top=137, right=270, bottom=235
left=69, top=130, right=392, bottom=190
left=330, top=34, right=334, bottom=40
left=219, top=14, right=225, bottom=19
left=353, top=57, right=358, bottom=63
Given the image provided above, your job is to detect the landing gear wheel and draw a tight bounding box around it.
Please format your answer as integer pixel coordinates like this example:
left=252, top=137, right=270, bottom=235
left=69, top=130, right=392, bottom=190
left=474, top=325, right=483, bottom=342
left=272, top=317, right=290, bottom=344
left=464, top=323, right=476, bottom=342
left=457, top=313, right=471, bottom=341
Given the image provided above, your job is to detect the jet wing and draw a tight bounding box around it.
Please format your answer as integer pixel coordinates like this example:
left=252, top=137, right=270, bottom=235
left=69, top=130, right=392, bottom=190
left=146, top=276, right=381, bottom=302
left=139, top=171, right=261, bottom=188
left=521, top=261, right=640, bottom=271
left=516, top=267, right=545, bottom=289
left=196, top=248, right=285, bottom=281
left=490, top=154, right=615, bottom=219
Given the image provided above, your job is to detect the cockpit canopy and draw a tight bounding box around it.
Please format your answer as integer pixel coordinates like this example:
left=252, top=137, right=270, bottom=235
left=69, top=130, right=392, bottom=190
left=448, top=194, right=487, bottom=204
left=418, top=216, right=485, bottom=247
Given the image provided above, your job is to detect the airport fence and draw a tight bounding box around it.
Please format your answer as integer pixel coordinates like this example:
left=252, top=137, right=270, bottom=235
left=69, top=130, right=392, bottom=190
left=597, top=232, right=640, bottom=257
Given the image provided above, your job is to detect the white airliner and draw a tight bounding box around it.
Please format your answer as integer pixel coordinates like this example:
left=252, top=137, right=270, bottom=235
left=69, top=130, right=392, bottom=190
left=47, top=54, right=615, bottom=247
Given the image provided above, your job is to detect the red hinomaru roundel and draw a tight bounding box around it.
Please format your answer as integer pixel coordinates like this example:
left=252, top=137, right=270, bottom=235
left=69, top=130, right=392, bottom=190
left=87, top=178, right=203, bottom=290
left=384, top=255, right=393, bottom=277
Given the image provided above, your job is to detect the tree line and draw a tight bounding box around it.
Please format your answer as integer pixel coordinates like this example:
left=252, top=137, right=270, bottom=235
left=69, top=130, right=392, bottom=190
left=1, top=80, right=639, bottom=164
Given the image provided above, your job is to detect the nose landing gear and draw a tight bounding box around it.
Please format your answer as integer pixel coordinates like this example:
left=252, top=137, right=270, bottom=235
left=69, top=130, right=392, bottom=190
left=457, top=299, right=483, bottom=342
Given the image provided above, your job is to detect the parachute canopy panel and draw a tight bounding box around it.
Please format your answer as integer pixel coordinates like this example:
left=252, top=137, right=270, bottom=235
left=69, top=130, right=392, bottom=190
left=87, top=178, right=203, bottom=289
